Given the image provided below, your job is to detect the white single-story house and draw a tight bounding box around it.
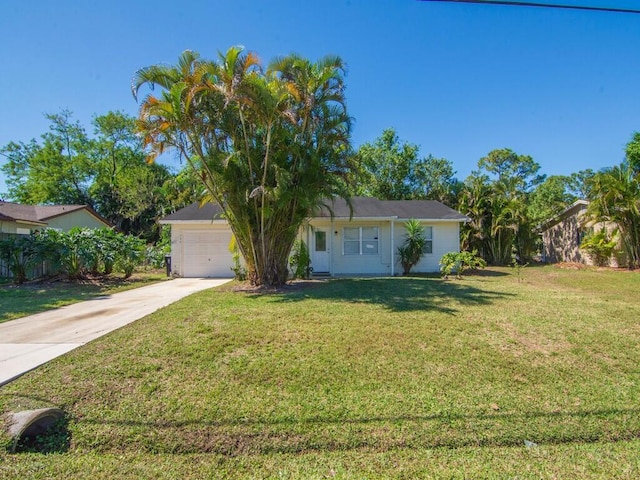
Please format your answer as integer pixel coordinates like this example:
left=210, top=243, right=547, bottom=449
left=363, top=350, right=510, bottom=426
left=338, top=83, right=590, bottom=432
left=0, top=202, right=111, bottom=235
left=160, top=197, right=468, bottom=278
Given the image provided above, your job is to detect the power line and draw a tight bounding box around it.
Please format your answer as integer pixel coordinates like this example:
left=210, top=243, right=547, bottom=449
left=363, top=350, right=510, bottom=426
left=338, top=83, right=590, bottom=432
left=419, top=0, right=640, bottom=14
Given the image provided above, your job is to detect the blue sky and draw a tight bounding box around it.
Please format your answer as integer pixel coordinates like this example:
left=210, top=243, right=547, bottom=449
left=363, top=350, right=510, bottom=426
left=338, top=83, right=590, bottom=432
left=1, top=0, right=639, bottom=196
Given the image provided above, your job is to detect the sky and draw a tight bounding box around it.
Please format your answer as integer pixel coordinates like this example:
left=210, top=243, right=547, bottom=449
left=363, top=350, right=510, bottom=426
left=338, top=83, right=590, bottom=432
left=1, top=0, right=639, bottom=196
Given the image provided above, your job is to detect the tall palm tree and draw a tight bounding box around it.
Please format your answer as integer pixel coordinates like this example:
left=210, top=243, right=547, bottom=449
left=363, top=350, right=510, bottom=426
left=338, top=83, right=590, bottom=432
left=586, top=163, right=640, bottom=268
left=132, top=47, right=353, bottom=286
left=458, top=173, right=491, bottom=259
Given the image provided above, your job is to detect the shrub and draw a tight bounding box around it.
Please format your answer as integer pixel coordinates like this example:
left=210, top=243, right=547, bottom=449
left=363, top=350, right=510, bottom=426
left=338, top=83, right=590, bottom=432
left=398, top=219, right=426, bottom=275
left=58, top=228, right=102, bottom=280
left=89, top=228, right=120, bottom=274
left=440, top=250, right=487, bottom=279
left=0, top=228, right=147, bottom=282
left=113, top=234, right=145, bottom=279
left=0, top=233, right=53, bottom=284
left=289, top=239, right=313, bottom=280
left=145, top=226, right=171, bottom=269
left=580, top=228, right=617, bottom=267
left=228, top=235, right=247, bottom=281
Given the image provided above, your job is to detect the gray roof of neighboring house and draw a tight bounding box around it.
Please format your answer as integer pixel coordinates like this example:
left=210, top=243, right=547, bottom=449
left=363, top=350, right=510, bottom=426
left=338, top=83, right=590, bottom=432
left=161, top=197, right=468, bottom=222
left=538, top=200, right=589, bottom=231
left=0, top=202, right=109, bottom=226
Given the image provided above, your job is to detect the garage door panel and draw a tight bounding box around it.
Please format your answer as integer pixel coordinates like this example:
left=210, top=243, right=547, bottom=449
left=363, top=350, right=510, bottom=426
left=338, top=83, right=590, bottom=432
left=183, top=230, right=233, bottom=277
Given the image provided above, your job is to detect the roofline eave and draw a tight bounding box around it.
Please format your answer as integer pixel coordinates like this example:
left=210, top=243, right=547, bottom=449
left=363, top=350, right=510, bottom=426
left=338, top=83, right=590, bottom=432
left=158, top=219, right=228, bottom=225
left=16, top=219, right=48, bottom=227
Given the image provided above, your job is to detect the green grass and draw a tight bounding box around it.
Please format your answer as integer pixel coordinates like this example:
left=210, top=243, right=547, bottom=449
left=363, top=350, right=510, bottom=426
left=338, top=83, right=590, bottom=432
left=0, top=271, right=168, bottom=323
left=1, top=265, right=640, bottom=478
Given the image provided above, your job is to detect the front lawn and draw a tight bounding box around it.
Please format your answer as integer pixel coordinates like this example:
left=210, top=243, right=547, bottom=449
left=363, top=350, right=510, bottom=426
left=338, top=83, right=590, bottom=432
left=1, top=266, right=639, bottom=478
left=0, top=271, right=168, bottom=323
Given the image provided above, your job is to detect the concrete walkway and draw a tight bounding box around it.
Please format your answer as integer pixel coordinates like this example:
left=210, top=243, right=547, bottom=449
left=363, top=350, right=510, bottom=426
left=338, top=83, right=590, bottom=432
left=0, top=278, right=231, bottom=386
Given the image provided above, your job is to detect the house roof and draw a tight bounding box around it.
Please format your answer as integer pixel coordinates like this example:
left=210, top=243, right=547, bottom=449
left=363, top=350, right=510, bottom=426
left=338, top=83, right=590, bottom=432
left=0, top=202, right=110, bottom=227
left=160, top=202, right=226, bottom=222
left=160, top=197, right=468, bottom=223
left=314, top=197, right=468, bottom=221
left=538, top=200, right=589, bottom=231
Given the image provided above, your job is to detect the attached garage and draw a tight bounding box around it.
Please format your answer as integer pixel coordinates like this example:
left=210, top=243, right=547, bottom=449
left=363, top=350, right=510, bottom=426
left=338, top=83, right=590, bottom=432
left=159, top=203, right=235, bottom=278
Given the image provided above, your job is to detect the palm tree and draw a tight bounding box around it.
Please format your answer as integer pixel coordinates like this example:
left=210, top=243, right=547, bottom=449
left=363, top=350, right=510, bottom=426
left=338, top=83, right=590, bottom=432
left=133, top=47, right=353, bottom=286
left=458, top=173, right=491, bottom=259
left=586, top=163, right=640, bottom=268
left=397, top=219, right=426, bottom=275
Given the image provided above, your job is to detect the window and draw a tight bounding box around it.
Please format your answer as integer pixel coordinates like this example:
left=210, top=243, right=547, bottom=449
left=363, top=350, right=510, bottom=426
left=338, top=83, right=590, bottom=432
left=577, top=227, right=590, bottom=247
left=315, top=230, right=327, bottom=252
left=344, top=227, right=360, bottom=255
left=423, top=226, right=433, bottom=254
left=343, top=226, right=379, bottom=255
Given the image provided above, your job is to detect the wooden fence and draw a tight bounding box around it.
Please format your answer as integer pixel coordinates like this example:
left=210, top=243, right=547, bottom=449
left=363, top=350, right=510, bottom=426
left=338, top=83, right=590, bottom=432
left=0, top=232, right=50, bottom=280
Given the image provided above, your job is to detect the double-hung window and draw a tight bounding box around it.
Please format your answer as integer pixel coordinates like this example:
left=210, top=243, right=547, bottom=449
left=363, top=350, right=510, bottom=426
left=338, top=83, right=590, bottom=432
left=343, top=226, right=379, bottom=255
left=423, top=226, right=433, bottom=254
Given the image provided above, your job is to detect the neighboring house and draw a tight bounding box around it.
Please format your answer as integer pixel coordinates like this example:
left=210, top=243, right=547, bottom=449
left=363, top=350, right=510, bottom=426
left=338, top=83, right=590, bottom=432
left=160, top=197, right=468, bottom=278
left=0, top=202, right=111, bottom=235
left=0, top=202, right=112, bottom=279
left=539, top=200, right=621, bottom=267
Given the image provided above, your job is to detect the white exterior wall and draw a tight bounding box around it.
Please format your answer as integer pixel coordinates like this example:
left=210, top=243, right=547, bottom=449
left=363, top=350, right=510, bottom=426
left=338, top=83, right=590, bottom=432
left=307, top=219, right=462, bottom=276
left=395, top=221, right=461, bottom=273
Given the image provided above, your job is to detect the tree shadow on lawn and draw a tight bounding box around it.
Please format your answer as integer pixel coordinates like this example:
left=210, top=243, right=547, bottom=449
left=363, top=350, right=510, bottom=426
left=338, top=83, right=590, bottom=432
left=257, top=277, right=514, bottom=315
left=70, top=406, right=640, bottom=454
left=0, top=284, right=110, bottom=323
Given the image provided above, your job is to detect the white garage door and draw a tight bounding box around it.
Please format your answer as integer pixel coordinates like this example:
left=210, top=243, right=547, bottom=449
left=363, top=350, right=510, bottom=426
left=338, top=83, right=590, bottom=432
left=182, top=229, right=234, bottom=277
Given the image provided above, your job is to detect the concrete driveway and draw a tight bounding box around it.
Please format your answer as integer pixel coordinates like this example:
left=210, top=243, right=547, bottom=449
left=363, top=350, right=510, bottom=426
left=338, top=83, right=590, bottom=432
left=0, top=278, right=231, bottom=386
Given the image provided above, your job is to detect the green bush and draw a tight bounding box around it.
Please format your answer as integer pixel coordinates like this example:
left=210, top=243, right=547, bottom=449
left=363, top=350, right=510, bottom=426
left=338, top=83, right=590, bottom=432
left=580, top=228, right=617, bottom=267
left=440, top=250, right=487, bottom=279
left=113, top=234, right=145, bottom=279
left=228, top=235, right=247, bottom=281
left=56, top=228, right=101, bottom=279
left=289, top=239, right=312, bottom=279
left=145, top=225, right=171, bottom=269
left=0, top=233, right=53, bottom=284
left=398, top=219, right=426, bottom=275
left=1, top=228, right=148, bottom=282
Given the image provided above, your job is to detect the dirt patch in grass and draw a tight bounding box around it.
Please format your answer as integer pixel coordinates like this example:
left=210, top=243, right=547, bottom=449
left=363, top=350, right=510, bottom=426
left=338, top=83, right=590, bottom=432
left=554, top=262, right=587, bottom=270
left=1, top=270, right=165, bottom=290
left=553, top=262, right=640, bottom=273
left=497, top=321, right=572, bottom=358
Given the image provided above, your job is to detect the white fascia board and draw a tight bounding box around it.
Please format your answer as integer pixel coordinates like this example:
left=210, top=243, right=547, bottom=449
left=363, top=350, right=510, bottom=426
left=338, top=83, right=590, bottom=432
left=394, top=218, right=467, bottom=223
left=315, top=217, right=465, bottom=223
left=16, top=219, right=48, bottom=227
left=311, top=216, right=398, bottom=222
left=158, top=219, right=229, bottom=225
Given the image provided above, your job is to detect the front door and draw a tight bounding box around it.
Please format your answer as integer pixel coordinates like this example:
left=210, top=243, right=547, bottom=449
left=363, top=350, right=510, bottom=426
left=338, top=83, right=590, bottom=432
left=312, top=228, right=330, bottom=273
